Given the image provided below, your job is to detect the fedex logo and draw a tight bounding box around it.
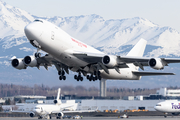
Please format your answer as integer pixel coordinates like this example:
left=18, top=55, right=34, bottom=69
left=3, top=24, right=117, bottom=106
left=172, top=103, right=180, bottom=109
left=71, top=38, right=87, bottom=48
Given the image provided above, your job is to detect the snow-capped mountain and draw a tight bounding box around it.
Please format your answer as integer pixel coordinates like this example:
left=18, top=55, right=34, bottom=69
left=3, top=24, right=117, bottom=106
left=0, top=1, right=180, bottom=88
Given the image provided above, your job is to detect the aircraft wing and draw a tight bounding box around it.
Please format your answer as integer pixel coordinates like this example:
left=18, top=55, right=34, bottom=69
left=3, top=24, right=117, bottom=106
left=132, top=71, right=175, bottom=76
left=11, top=110, right=32, bottom=113
left=62, top=109, right=97, bottom=113
left=74, top=52, right=180, bottom=70
left=118, top=56, right=180, bottom=64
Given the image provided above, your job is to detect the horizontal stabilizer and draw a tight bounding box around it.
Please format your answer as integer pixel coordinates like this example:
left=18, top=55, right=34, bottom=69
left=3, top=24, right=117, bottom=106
left=133, top=71, right=175, bottom=76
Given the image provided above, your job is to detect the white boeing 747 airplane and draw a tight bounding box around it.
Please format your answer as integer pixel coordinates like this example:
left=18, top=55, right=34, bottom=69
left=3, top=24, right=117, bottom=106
left=154, top=100, right=180, bottom=117
left=11, top=19, right=180, bottom=81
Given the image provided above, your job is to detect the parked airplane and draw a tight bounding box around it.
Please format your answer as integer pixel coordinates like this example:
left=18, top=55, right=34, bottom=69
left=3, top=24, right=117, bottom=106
left=30, top=102, right=96, bottom=119
left=13, top=88, right=96, bottom=119
left=11, top=19, right=180, bottom=81
left=154, top=100, right=180, bottom=117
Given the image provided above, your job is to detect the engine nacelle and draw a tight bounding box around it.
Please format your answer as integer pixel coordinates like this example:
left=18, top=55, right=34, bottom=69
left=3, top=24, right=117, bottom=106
left=30, top=112, right=35, bottom=117
left=57, top=112, right=64, bottom=117
left=102, top=55, right=117, bottom=67
left=172, top=113, right=180, bottom=116
left=24, top=56, right=37, bottom=67
left=11, top=58, right=26, bottom=70
left=54, top=99, right=61, bottom=105
left=148, top=58, right=165, bottom=70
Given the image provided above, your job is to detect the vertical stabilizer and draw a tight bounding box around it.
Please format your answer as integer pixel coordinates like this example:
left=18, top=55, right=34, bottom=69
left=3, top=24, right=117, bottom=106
left=56, top=88, right=61, bottom=100
left=54, top=88, right=61, bottom=105
left=127, top=38, right=147, bottom=57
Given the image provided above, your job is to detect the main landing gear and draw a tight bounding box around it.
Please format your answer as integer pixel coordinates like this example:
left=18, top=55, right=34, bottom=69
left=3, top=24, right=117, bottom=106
left=87, top=71, right=101, bottom=81
left=74, top=72, right=83, bottom=81
left=73, top=71, right=102, bottom=82
left=58, top=70, right=66, bottom=80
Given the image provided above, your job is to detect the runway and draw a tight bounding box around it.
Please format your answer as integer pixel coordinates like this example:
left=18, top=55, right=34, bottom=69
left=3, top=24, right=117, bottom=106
left=0, top=116, right=180, bottom=120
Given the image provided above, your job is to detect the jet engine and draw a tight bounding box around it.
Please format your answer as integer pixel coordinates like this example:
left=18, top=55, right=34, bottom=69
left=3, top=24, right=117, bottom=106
left=102, top=55, right=117, bottom=67
left=24, top=55, right=37, bottom=67
left=148, top=58, right=165, bottom=70
left=30, top=112, right=35, bottom=117
left=11, top=58, right=26, bottom=70
left=54, top=99, right=61, bottom=105
left=172, top=113, right=180, bottom=116
left=57, top=112, right=64, bottom=117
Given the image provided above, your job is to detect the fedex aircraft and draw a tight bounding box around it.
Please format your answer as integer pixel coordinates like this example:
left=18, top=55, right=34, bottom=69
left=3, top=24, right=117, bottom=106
left=154, top=100, right=180, bottom=117
left=11, top=19, right=180, bottom=81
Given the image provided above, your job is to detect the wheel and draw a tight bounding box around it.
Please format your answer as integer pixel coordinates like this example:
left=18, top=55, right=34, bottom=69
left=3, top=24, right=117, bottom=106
left=62, top=71, right=65, bottom=76
left=58, top=71, right=61, bottom=75
left=93, top=77, right=95, bottom=81
left=74, top=75, right=77, bottom=79
left=59, top=76, right=62, bottom=80
left=98, top=76, right=101, bottom=80
left=80, top=77, right=83, bottom=81
left=89, top=79, right=91, bottom=81
left=77, top=78, right=79, bottom=81
left=98, top=71, right=101, bottom=75
left=87, top=75, right=89, bottom=79
left=63, top=76, right=66, bottom=80
left=94, top=71, right=96, bottom=75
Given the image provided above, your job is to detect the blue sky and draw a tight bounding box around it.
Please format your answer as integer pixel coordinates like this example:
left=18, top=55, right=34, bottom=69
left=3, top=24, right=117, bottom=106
left=4, top=0, right=180, bottom=32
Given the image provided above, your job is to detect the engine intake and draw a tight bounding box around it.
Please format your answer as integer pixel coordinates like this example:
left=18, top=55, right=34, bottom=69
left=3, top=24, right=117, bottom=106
left=24, top=56, right=37, bottom=67
left=172, top=113, right=180, bottom=116
left=57, top=112, right=64, bottom=117
left=30, top=112, right=35, bottom=117
left=148, top=58, right=165, bottom=70
left=102, top=55, right=117, bottom=67
left=11, top=58, right=26, bottom=70
left=54, top=99, right=61, bottom=105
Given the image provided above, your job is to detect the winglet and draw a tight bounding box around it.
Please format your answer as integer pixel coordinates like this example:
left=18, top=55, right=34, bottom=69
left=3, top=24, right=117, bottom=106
left=127, top=38, right=147, bottom=57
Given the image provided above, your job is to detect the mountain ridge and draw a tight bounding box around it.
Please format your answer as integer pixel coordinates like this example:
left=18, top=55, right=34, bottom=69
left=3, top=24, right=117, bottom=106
left=0, top=1, right=180, bottom=88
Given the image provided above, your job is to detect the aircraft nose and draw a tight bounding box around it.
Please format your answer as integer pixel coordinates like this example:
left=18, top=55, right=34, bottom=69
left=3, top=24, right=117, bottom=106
left=154, top=105, right=161, bottom=111
left=24, top=22, right=43, bottom=41
left=154, top=106, right=157, bottom=110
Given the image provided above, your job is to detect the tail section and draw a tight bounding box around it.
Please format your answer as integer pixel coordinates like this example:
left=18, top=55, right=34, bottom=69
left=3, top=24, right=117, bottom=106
left=53, top=88, right=61, bottom=105
left=56, top=88, right=61, bottom=100
left=127, top=38, right=147, bottom=57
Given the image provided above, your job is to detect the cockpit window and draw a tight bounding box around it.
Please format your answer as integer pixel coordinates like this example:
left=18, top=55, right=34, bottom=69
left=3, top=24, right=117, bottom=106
left=34, top=20, right=43, bottom=23
left=35, top=107, right=40, bottom=109
left=156, top=104, right=161, bottom=106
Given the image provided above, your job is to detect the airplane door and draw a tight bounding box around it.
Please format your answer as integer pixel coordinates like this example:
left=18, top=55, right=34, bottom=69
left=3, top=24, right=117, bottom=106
left=51, top=31, right=55, bottom=40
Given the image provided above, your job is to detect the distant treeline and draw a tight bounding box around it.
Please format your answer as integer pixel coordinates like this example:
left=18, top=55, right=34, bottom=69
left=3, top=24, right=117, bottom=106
left=0, top=83, right=178, bottom=98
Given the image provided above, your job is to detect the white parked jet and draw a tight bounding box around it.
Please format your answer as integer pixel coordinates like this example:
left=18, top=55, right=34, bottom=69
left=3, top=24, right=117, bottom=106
left=11, top=19, right=180, bottom=81
left=13, top=88, right=96, bottom=119
left=154, top=100, right=180, bottom=117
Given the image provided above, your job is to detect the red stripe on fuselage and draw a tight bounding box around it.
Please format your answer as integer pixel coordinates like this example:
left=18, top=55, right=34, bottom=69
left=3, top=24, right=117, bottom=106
left=71, top=38, right=87, bottom=48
